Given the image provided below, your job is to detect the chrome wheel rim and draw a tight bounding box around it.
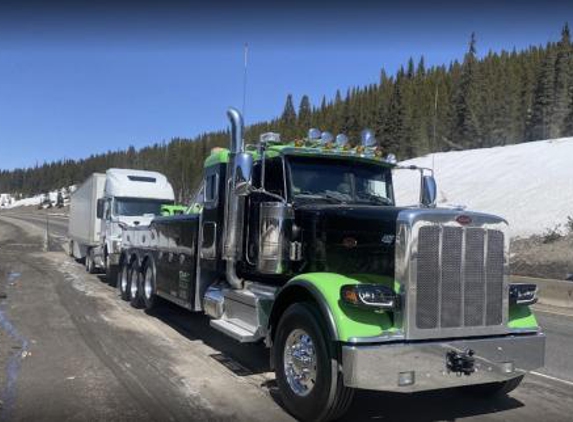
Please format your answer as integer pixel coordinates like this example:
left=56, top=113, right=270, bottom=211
left=283, top=328, right=317, bottom=397
left=130, top=269, right=138, bottom=299
left=144, top=269, right=153, bottom=299
left=120, top=266, right=128, bottom=293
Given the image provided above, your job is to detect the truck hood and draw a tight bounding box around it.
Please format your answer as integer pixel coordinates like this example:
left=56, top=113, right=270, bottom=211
left=294, top=204, right=408, bottom=278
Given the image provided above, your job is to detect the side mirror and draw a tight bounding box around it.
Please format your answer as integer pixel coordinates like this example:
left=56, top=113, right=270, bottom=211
left=96, top=198, right=105, bottom=219
left=421, top=175, right=437, bottom=208
left=233, top=152, right=253, bottom=196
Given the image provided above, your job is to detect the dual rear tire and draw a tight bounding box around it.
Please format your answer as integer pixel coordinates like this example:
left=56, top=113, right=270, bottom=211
left=118, top=258, right=157, bottom=311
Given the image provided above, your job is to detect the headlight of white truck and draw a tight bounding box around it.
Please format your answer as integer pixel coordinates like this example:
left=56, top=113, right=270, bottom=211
left=112, top=239, right=122, bottom=254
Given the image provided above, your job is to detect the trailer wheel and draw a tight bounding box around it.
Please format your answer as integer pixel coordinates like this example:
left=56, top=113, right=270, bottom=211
left=461, top=375, right=524, bottom=397
left=273, top=303, right=354, bottom=422
left=119, top=261, right=131, bottom=301
left=142, top=262, right=157, bottom=311
left=129, top=262, right=143, bottom=309
left=85, top=249, right=97, bottom=274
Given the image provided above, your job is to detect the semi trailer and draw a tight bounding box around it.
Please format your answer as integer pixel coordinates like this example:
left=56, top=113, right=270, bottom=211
left=117, top=108, right=545, bottom=421
left=69, top=168, right=175, bottom=282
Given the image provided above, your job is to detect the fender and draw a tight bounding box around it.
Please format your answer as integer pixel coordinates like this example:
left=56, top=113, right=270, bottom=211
left=269, top=273, right=399, bottom=343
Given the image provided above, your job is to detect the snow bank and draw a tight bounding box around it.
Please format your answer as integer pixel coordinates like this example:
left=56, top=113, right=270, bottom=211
left=394, top=137, right=573, bottom=238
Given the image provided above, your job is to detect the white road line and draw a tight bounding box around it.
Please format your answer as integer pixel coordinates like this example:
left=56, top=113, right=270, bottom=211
left=530, top=371, right=573, bottom=387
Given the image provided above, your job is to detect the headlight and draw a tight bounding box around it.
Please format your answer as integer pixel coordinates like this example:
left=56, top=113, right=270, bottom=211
left=340, top=284, right=399, bottom=310
left=509, top=283, right=538, bottom=306
left=112, top=240, right=122, bottom=253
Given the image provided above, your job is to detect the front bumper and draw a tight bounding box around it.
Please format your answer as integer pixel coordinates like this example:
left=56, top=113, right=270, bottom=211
left=108, top=252, right=121, bottom=266
left=341, top=333, right=545, bottom=392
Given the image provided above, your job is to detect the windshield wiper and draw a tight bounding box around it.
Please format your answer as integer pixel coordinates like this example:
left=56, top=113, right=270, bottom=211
left=357, top=192, right=393, bottom=206
left=324, top=191, right=351, bottom=204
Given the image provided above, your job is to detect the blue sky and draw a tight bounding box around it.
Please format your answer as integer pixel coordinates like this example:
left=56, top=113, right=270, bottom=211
left=0, top=1, right=572, bottom=169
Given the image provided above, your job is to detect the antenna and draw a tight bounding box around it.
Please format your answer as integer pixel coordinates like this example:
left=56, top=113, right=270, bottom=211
left=242, top=43, right=249, bottom=121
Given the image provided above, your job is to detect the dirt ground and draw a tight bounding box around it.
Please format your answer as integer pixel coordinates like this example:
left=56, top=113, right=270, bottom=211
left=511, top=233, right=573, bottom=280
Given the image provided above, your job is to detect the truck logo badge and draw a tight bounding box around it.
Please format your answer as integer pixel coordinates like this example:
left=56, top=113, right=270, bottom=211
left=456, top=215, right=472, bottom=225
left=342, top=237, right=358, bottom=249
left=381, top=234, right=395, bottom=245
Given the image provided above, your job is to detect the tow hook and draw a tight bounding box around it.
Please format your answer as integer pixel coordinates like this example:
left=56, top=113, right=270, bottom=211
left=446, top=349, right=476, bottom=376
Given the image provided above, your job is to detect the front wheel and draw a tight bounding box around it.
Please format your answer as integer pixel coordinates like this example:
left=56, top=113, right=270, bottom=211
left=118, top=261, right=131, bottom=301
left=85, top=249, right=97, bottom=274
left=106, top=254, right=118, bottom=287
left=273, top=303, right=354, bottom=422
left=461, top=375, right=524, bottom=397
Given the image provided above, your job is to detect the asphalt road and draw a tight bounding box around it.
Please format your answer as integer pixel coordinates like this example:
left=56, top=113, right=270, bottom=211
left=0, top=209, right=572, bottom=422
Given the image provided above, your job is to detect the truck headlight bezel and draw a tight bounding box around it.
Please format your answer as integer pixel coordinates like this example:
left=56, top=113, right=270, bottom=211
left=509, top=283, right=538, bottom=306
left=112, top=239, right=122, bottom=254
left=340, top=284, right=399, bottom=310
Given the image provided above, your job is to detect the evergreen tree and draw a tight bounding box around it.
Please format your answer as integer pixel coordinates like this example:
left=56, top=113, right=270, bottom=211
left=297, top=95, right=312, bottom=133
left=452, top=33, right=481, bottom=148
left=280, top=94, right=297, bottom=140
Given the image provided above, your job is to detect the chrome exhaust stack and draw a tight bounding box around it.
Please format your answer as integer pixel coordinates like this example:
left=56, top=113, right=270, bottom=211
left=224, top=107, right=253, bottom=289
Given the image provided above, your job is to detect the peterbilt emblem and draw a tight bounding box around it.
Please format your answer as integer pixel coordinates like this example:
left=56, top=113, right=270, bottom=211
left=342, top=237, right=358, bottom=249
left=381, top=234, right=395, bottom=245
left=456, top=215, right=472, bottom=225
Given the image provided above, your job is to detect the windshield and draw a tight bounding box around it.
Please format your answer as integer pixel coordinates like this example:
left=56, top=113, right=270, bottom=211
left=287, top=156, right=394, bottom=205
left=113, top=198, right=173, bottom=217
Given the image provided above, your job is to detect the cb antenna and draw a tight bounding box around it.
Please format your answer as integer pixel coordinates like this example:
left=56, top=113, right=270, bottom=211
left=242, top=43, right=249, bottom=121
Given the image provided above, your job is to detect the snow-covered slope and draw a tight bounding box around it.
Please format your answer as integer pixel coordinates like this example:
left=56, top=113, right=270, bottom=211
left=393, top=137, right=573, bottom=238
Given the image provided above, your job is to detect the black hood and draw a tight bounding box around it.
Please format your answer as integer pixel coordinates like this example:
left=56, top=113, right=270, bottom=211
left=294, top=204, right=407, bottom=278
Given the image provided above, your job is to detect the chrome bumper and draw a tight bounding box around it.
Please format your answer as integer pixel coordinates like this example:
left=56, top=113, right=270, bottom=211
left=341, top=333, right=545, bottom=392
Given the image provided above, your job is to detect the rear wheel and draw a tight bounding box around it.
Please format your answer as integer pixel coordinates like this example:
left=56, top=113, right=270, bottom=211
left=273, top=303, right=354, bottom=422
left=129, top=262, right=143, bottom=308
left=142, top=262, right=158, bottom=311
left=119, top=260, right=131, bottom=301
left=461, top=375, right=524, bottom=397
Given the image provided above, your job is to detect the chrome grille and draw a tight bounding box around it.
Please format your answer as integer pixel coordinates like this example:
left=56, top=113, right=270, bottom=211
left=415, top=225, right=505, bottom=331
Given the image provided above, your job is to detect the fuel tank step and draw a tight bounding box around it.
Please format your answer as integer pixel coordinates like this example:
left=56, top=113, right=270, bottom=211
left=210, top=318, right=260, bottom=343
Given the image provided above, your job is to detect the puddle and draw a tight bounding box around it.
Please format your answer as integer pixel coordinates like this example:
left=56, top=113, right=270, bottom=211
left=0, top=309, right=29, bottom=419
left=0, top=271, right=29, bottom=419
left=7, top=272, right=21, bottom=286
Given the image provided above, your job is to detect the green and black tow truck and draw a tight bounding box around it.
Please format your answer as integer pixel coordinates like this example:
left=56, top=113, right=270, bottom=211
left=118, top=108, right=545, bottom=421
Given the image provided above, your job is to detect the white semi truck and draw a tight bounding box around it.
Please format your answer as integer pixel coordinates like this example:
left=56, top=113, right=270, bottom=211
left=68, top=168, right=175, bottom=284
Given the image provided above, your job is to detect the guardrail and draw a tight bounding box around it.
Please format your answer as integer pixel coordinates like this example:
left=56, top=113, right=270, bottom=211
left=512, top=275, right=573, bottom=309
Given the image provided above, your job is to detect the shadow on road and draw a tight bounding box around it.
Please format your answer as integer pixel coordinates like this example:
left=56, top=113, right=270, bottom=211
left=340, top=388, right=523, bottom=421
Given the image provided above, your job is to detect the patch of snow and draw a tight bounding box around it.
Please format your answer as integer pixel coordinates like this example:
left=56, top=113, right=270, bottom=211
left=393, top=137, right=573, bottom=238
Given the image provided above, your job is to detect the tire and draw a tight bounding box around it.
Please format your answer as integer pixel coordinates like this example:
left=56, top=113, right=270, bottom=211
left=141, top=261, right=158, bottom=311
left=85, top=249, right=97, bottom=274
left=273, top=303, right=354, bottom=422
left=129, top=262, right=143, bottom=309
left=461, top=375, right=524, bottom=397
left=118, top=260, right=131, bottom=301
left=106, top=254, right=119, bottom=288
